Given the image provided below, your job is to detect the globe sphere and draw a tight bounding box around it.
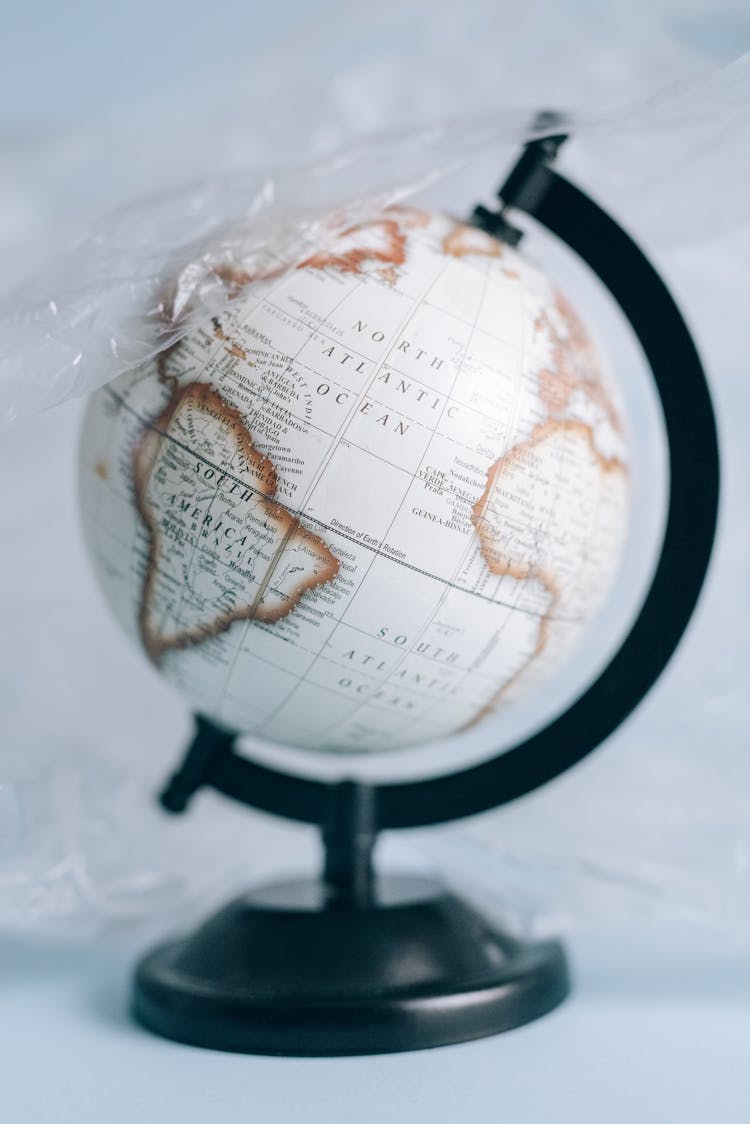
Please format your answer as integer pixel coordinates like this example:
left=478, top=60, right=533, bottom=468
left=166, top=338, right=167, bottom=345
left=79, top=206, right=629, bottom=753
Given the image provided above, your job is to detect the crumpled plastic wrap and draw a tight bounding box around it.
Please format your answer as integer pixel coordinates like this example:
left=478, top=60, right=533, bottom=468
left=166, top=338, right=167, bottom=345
left=1, top=23, right=750, bottom=936
left=3, top=53, right=750, bottom=424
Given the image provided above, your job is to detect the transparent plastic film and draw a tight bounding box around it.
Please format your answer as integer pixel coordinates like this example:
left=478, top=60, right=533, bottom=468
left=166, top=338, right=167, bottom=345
left=1, top=53, right=749, bottom=425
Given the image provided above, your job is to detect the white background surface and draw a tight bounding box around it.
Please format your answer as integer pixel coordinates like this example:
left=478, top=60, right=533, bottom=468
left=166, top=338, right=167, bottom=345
left=3, top=922, right=750, bottom=1123
left=2, top=1, right=750, bottom=1117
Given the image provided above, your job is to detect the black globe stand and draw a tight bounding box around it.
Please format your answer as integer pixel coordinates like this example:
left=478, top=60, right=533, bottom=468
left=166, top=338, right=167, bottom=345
left=133, top=117, right=720, bottom=1056
left=138, top=728, right=569, bottom=1055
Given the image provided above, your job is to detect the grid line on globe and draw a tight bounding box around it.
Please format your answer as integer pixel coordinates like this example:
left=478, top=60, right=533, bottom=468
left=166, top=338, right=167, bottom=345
left=80, top=206, right=628, bottom=753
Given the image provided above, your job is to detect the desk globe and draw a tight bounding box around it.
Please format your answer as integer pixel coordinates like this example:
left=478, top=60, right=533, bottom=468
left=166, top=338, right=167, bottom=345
left=76, top=128, right=718, bottom=1056
left=79, top=207, right=628, bottom=753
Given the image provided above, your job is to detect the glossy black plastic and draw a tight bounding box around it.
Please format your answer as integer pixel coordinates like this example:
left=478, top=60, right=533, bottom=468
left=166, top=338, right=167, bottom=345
left=134, top=876, right=569, bottom=1056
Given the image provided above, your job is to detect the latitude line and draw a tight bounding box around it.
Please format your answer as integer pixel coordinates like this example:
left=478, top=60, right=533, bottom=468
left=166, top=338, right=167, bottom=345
left=103, top=384, right=581, bottom=624
left=214, top=275, right=369, bottom=711
left=247, top=257, right=472, bottom=734
left=312, top=257, right=502, bottom=745
left=247, top=251, right=506, bottom=738
left=394, top=271, right=542, bottom=739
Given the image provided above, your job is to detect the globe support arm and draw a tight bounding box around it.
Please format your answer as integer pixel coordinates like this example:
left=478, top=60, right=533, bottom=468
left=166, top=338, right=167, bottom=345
left=156, top=120, right=720, bottom=836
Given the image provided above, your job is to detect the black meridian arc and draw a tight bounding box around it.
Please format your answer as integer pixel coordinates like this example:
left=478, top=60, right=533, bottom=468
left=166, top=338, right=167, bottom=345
left=166, top=132, right=720, bottom=832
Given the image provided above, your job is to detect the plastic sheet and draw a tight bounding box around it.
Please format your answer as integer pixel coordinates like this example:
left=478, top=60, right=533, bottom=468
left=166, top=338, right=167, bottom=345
left=1, top=34, right=750, bottom=935
left=3, top=53, right=750, bottom=425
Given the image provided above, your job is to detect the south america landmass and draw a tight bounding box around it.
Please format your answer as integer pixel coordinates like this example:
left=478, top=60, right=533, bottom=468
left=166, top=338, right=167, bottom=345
left=133, top=380, right=340, bottom=665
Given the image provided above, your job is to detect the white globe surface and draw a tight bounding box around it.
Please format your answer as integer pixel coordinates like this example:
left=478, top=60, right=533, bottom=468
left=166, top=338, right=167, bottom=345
left=79, top=206, right=629, bottom=754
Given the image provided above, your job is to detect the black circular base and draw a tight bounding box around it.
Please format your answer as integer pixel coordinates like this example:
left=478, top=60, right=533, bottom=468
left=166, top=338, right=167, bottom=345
left=132, top=876, right=569, bottom=1056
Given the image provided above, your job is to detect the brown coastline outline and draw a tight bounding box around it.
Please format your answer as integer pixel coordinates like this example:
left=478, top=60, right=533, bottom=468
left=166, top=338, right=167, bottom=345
left=458, top=259, right=628, bottom=729
left=133, top=380, right=340, bottom=665
left=466, top=417, right=627, bottom=728
left=134, top=209, right=427, bottom=665
left=537, top=293, right=624, bottom=433
left=442, top=222, right=502, bottom=260
left=137, top=206, right=628, bottom=727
